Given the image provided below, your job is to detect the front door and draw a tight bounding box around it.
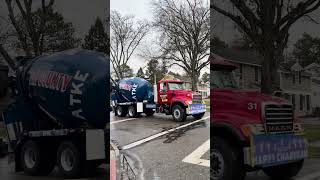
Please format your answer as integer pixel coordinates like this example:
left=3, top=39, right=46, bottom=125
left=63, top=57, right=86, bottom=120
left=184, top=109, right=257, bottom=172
left=158, top=82, right=169, bottom=105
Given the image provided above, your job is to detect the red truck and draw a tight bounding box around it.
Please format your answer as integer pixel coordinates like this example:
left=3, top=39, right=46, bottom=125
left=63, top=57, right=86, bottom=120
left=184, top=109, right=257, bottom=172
left=211, top=57, right=308, bottom=180
left=112, top=77, right=206, bottom=121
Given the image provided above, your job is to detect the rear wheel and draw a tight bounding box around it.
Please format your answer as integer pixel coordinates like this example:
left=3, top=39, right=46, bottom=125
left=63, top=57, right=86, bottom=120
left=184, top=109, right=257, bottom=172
left=116, top=106, right=127, bottom=117
left=128, top=105, right=138, bottom=118
left=57, top=141, right=83, bottom=178
left=21, top=140, right=55, bottom=176
left=263, top=160, right=304, bottom=179
left=172, top=105, right=187, bottom=122
left=192, top=112, right=205, bottom=119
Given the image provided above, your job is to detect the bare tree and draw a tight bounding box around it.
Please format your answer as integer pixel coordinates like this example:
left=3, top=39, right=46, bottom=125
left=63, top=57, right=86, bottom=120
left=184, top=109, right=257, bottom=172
left=0, top=0, right=55, bottom=70
left=211, top=0, right=320, bottom=94
left=5, top=0, right=55, bottom=56
left=110, top=11, right=149, bottom=79
left=0, top=15, right=16, bottom=69
left=152, top=0, right=210, bottom=91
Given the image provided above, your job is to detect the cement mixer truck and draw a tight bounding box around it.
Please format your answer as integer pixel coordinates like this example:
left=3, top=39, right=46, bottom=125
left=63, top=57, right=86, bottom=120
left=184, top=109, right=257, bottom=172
left=2, top=49, right=109, bottom=178
left=111, top=77, right=206, bottom=121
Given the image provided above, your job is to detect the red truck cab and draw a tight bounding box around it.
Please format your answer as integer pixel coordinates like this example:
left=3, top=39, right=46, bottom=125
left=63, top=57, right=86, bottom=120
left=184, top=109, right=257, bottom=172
left=155, top=78, right=206, bottom=121
left=210, top=57, right=308, bottom=180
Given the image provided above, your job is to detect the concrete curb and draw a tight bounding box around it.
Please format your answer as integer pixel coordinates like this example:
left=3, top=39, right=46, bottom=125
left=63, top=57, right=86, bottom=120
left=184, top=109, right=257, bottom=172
left=310, top=141, right=320, bottom=148
left=110, top=142, right=120, bottom=180
left=0, top=138, right=8, bottom=157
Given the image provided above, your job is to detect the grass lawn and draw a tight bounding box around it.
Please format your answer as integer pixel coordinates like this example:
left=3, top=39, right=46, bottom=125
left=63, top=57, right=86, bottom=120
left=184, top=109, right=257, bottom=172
left=303, top=125, right=320, bottom=158
left=0, top=128, right=5, bottom=138
left=303, top=125, right=320, bottom=143
left=203, top=99, right=210, bottom=112
left=309, top=147, right=320, bottom=158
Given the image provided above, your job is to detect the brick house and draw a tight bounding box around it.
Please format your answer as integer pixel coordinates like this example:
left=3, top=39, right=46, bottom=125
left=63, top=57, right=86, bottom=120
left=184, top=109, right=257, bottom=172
left=213, top=48, right=312, bottom=116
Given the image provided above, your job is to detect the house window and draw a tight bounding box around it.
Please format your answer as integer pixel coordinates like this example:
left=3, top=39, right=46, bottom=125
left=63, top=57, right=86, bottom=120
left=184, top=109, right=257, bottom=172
left=239, top=64, right=243, bottom=80
left=300, top=94, right=304, bottom=111
left=292, top=74, right=296, bottom=84
left=307, top=95, right=310, bottom=111
left=298, top=71, right=302, bottom=84
left=254, top=66, right=258, bottom=82
left=292, top=94, right=296, bottom=110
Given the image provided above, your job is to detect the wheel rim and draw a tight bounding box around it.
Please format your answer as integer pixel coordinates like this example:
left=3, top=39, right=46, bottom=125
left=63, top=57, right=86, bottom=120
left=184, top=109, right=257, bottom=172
left=24, top=147, right=37, bottom=168
left=211, top=149, right=225, bottom=179
left=173, top=109, right=181, bottom=119
left=128, top=107, right=135, bottom=117
left=61, top=148, right=75, bottom=172
left=117, top=107, right=122, bottom=115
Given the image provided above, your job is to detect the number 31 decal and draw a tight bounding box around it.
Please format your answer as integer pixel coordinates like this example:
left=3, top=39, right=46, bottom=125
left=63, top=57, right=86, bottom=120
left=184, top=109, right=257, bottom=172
left=248, top=103, right=257, bottom=110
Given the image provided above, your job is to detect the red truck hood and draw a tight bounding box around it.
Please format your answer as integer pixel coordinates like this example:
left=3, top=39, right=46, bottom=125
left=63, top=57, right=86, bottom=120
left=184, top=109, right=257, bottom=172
left=170, top=89, right=200, bottom=102
left=211, top=88, right=289, bottom=126
left=214, top=88, right=285, bottom=104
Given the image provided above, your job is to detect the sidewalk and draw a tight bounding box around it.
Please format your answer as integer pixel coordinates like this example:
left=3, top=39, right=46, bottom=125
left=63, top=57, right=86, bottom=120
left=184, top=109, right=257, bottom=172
left=110, top=142, right=120, bottom=180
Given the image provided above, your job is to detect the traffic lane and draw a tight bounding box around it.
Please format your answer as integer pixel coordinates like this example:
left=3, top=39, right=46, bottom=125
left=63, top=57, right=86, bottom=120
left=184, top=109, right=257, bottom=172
left=110, top=112, right=209, bottom=147
left=0, top=156, right=108, bottom=180
left=246, top=158, right=320, bottom=180
left=123, top=119, right=210, bottom=180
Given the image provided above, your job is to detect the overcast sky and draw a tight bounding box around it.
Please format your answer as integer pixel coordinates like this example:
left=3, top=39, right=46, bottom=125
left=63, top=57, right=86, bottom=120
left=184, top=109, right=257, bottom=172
left=111, top=0, right=210, bottom=76
left=111, top=0, right=152, bottom=73
left=0, top=0, right=107, bottom=41
left=211, top=4, right=320, bottom=53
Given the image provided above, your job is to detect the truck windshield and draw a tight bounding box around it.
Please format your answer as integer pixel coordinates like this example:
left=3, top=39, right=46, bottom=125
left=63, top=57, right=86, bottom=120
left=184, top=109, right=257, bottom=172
left=211, top=70, right=238, bottom=89
left=168, top=82, right=185, bottom=90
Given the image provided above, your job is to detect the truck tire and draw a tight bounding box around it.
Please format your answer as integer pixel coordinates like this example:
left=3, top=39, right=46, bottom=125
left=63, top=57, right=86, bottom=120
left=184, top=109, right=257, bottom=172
left=116, top=106, right=127, bottom=117
left=263, top=160, right=304, bottom=179
left=128, top=105, right=138, bottom=118
left=211, top=137, right=245, bottom=180
left=145, top=109, right=155, bottom=116
left=172, top=105, right=187, bottom=122
left=57, top=141, right=84, bottom=178
left=192, top=112, right=205, bottom=119
left=21, top=140, right=55, bottom=176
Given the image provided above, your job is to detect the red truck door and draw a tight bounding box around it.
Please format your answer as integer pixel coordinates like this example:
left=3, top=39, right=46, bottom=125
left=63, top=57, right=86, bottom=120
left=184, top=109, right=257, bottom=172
left=158, top=82, right=169, bottom=105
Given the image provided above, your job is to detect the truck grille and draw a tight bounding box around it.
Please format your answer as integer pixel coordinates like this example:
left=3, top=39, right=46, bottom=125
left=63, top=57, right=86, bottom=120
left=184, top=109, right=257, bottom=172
left=192, top=94, right=202, bottom=104
left=264, top=104, right=294, bottom=133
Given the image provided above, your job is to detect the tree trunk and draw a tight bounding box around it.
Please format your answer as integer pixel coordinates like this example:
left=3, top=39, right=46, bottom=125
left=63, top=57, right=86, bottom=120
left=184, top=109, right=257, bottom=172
left=0, top=44, right=16, bottom=70
left=191, top=72, right=199, bottom=91
left=260, top=48, right=278, bottom=94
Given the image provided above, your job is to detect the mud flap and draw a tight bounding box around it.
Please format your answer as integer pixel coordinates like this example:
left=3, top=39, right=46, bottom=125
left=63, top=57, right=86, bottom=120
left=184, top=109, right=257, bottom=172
left=137, top=102, right=143, bottom=113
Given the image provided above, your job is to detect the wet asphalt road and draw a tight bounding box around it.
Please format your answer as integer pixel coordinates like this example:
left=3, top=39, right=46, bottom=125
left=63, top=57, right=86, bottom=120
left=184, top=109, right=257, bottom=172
left=246, top=158, right=320, bottom=180
left=111, top=112, right=211, bottom=180
left=1, top=113, right=320, bottom=180
left=0, top=155, right=108, bottom=179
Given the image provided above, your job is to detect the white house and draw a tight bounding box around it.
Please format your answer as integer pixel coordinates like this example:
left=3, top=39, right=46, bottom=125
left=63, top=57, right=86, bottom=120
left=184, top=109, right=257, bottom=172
left=305, top=63, right=320, bottom=110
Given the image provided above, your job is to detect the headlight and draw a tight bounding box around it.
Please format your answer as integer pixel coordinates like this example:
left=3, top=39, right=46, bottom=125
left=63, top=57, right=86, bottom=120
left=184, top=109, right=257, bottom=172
left=240, top=124, right=264, bottom=137
left=186, top=100, right=192, bottom=105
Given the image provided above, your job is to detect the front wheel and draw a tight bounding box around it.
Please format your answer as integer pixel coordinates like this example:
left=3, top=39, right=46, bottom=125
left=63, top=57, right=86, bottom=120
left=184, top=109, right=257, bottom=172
left=263, top=160, right=304, bottom=179
left=211, top=137, right=246, bottom=180
left=172, top=105, right=187, bottom=122
left=192, top=112, right=205, bottom=120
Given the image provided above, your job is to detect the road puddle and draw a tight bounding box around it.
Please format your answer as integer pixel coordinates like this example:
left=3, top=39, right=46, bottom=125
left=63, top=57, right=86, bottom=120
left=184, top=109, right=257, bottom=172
left=160, top=121, right=207, bottom=143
